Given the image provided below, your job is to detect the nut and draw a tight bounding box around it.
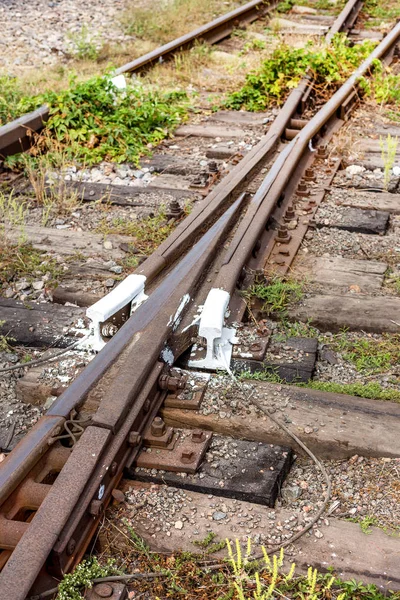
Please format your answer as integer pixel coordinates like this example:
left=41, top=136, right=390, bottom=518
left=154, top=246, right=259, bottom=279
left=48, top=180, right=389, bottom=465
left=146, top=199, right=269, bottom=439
left=94, top=583, right=114, bottom=598
left=128, top=431, right=142, bottom=447
left=151, top=417, right=166, bottom=437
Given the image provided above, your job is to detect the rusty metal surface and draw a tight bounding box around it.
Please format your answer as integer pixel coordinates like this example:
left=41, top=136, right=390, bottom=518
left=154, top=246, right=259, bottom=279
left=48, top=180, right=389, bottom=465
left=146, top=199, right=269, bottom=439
left=0, top=105, right=49, bottom=159
left=135, top=428, right=212, bottom=474
left=0, top=416, right=65, bottom=507
left=0, top=427, right=111, bottom=600
left=213, top=21, right=400, bottom=297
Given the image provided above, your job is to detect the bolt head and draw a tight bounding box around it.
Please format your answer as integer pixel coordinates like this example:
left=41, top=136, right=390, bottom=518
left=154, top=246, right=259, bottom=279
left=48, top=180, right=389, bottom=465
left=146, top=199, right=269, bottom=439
left=181, top=450, right=195, bottom=464
left=128, top=431, right=141, bottom=447
left=66, top=538, right=76, bottom=556
left=151, top=417, right=166, bottom=437
left=191, top=429, right=205, bottom=443
left=89, top=499, right=104, bottom=517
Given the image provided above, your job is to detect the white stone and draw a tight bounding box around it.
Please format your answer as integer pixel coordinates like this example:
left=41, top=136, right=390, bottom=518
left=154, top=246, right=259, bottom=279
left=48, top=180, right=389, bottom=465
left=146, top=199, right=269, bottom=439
left=346, top=165, right=365, bottom=176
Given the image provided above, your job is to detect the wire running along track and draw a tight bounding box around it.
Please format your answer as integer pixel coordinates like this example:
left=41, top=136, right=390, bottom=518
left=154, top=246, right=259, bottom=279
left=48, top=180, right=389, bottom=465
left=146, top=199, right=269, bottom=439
left=0, top=1, right=400, bottom=598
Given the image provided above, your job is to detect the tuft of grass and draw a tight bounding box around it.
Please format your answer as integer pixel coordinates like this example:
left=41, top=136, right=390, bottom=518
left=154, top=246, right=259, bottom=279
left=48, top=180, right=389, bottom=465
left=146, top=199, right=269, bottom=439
left=380, top=134, right=398, bottom=190
left=244, top=276, right=304, bottom=316
left=121, top=0, right=237, bottom=45
left=66, top=25, right=102, bottom=61
left=96, top=206, right=187, bottom=255
left=298, top=380, right=400, bottom=403
left=225, top=35, right=377, bottom=110
left=329, top=332, right=400, bottom=374
left=0, top=244, right=63, bottom=287
left=0, top=191, right=28, bottom=246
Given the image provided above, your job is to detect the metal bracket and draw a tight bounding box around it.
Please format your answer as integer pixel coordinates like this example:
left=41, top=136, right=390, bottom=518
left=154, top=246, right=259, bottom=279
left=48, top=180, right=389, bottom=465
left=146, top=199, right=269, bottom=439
left=135, top=428, right=212, bottom=474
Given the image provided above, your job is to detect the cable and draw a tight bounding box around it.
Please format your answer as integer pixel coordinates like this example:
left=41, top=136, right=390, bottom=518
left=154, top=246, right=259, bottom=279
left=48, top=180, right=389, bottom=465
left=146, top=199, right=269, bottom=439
left=217, top=345, right=332, bottom=554
left=0, top=331, right=93, bottom=375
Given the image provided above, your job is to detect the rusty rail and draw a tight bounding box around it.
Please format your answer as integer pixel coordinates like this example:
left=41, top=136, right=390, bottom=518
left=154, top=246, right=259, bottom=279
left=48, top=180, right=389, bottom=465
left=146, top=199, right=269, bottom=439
left=3, top=1, right=393, bottom=598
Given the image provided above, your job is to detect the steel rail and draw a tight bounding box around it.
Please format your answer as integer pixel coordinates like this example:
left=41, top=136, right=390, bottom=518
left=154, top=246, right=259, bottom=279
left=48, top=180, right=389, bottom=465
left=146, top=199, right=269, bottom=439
left=0, top=0, right=276, bottom=159
left=0, top=0, right=368, bottom=595
left=0, top=195, right=245, bottom=600
left=213, top=21, right=400, bottom=295
left=116, top=0, right=274, bottom=75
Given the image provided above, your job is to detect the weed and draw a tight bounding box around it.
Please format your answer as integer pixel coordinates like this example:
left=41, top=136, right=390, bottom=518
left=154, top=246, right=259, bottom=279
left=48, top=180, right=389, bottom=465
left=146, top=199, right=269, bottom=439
left=274, top=319, right=320, bottom=340
left=380, top=133, right=398, bottom=190
left=240, top=39, right=267, bottom=56
left=96, top=207, right=185, bottom=255
left=359, top=515, right=379, bottom=535
left=276, top=0, right=294, bottom=13
left=193, top=532, right=226, bottom=554
left=57, top=557, right=118, bottom=600
left=66, top=26, right=101, bottom=61
left=239, top=368, right=283, bottom=384
left=244, top=277, right=303, bottom=316
left=0, top=323, right=15, bottom=352
left=121, top=0, right=235, bottom=45
left=28, top=75, right=189, bottom=165
left=0, top=244, right=62, bottom=286
left=225, top=35, right=377, bottom=110
left=329, top=332, right=400, bottom=374
left=298, top=380, right=400, bottom=402
left=364, top=0, right=400, bottom=21
left=0, top=191, right=28, bottom=245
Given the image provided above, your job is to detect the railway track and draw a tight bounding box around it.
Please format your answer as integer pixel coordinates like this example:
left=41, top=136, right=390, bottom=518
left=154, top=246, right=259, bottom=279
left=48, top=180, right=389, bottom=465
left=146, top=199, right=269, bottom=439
left=1, top=0, right=400, bottom=598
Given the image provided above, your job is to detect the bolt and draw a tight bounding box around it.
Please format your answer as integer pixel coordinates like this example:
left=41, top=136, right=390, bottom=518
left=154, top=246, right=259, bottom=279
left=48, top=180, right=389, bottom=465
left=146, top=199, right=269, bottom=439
left=304, top=168, right=315, bottom=181
left=181, top=450, right=195, bottom=464
left=110, top=461, right=118, bottom=476
left=128, top=431, right=142, bottom=447
left=159, top=372, right=186, bottom=392
left=191, top=430, right=206, bottom=443
left=208, top=161, right=218, bottom=173
left=317, top=145, right=327, bottom=158
left=94, top=583, right=114, bottom=598
left=101, top=322, right=119, bottom=338
left=297, top=182, right=310, bottom=197
left=284, top=205, right=295, bottom=221
left=276, top=225, right=291, bottom=244
left=167, top=200, right=183, bottom=220
left=151, top=417, right=166, bottom=437
left=89, top=499, right=104, bottom=517
left=143, top=398, right=151, bottom=413
left=66, top=538, right=76, bottom=556
left=249, top=342, right=262, bottom=352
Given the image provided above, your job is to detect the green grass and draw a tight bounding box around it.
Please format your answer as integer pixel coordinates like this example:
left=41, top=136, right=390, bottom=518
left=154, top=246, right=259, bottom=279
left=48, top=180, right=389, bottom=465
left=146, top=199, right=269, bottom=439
left=225, top=35, right=377, bottom=111
left=329, top=332, right=400, bottom=374
left=244, top=277, right=304, bottom=316
left=0, top=244, right=63, bottom=286
left=298, top=380, right=400, bottom=402
left=96, top=207, right=184, bottom=256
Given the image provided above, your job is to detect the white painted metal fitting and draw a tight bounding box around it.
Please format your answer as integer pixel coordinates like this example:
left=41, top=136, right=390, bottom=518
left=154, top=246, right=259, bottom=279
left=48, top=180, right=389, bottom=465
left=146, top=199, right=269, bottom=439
left=86, top=274, right=147, bottom=351
left=189, top=288, right=236, bottom=371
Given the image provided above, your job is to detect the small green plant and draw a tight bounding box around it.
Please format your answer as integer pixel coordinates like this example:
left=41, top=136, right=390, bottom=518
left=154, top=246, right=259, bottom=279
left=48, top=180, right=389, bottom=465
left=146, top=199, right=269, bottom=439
left=276, top=0, right=294, bottom=13
left=225, top=35, right=377, bottom=110
left=67, top=26, right=101, bottom=61
left=96, top=206, right=185, bottom=255
left=380, top=133, right=398, bottom=190
left=29, top=75, right=189, bottom=165
left=240, top=39, right=267, bottom=55
left=194, top=532, right=226, bottom=554
left=0, top=322, right=15, bottom=352
left=0, top=244, right=62, bottom=286
left=298, top=380, right=400, bottom=402
left=0, top=191, right=28, bottom=246
left=57, top=557, right=118, bottom=600
left=359, top=515, right=379, bottom=535
left=239, top=368, right=284, bottom=384
left=329, top=332, right=400, bottom=374
left=244, top=276, right=304, bottom=316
